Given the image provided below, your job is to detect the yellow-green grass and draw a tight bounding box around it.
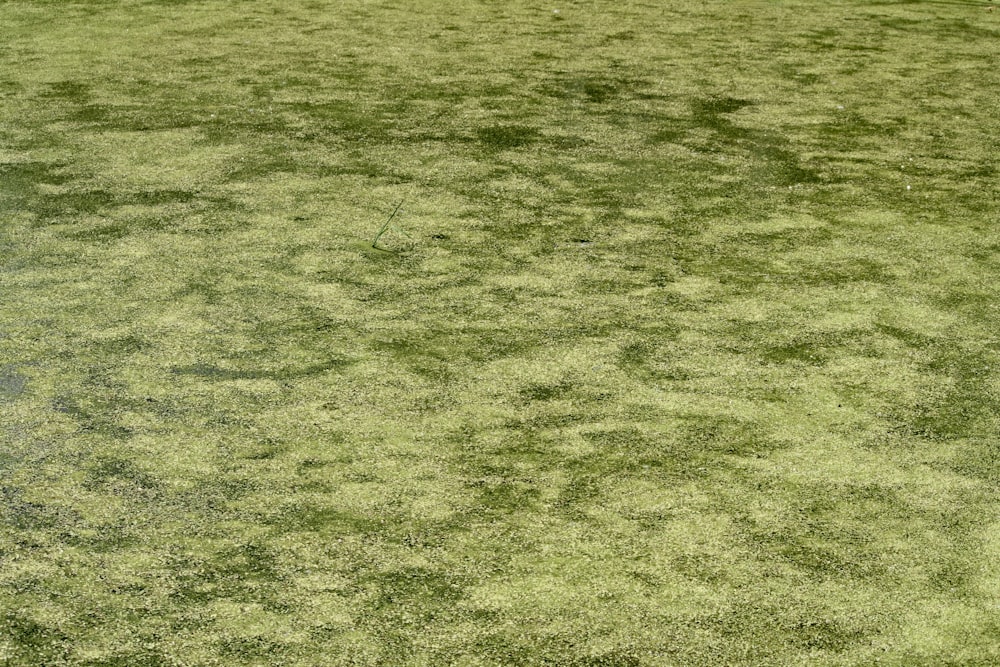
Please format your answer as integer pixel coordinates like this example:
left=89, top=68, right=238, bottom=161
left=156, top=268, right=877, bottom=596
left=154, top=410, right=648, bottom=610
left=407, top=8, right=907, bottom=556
left=2, top=0, right=999, bottom=664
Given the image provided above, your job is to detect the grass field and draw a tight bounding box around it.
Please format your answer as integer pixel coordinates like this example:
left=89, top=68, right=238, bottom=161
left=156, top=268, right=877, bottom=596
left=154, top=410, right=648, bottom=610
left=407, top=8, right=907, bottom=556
left=2, top=0, right=1000, bottom=664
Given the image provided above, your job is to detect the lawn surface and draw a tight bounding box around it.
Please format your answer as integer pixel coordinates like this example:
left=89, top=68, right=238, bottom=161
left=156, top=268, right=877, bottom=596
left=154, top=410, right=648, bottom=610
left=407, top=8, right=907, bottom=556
left=2, top=0, right=1000, bottom=664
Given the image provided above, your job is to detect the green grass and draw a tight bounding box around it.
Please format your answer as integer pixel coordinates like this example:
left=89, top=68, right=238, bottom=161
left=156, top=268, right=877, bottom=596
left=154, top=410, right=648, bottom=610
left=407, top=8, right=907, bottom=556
left=2, top=0, right=1000, bottom=664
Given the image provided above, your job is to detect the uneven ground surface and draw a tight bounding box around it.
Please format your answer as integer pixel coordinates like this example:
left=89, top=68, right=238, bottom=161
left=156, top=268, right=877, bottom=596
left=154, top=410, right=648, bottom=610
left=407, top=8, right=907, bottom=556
left=2, top=0, right=1000, bottom=664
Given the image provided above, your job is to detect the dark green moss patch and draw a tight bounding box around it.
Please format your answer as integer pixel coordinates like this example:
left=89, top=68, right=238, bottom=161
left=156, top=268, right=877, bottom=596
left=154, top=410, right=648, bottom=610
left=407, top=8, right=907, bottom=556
left=364, top=566, right=466, bottom=611
left=41, top=80, right=91, bottom=102
left=268, top=504, right=382, bottom=534
left=518, top=378, right=575, bottom=403
left=34, top=189, right=196, bottom=223
left=0, top=161, right=73, bottom=214
left=0, top=486, right=78, bottom=530
left=83, top=456, right=160, bottom=494
left=169, top=542, right=285, bottom=604
left=468, top=476, right=542, bottom=514
left=693, top=96, right=755, bottom=120
left=0, top=365, right=27, bottom=400
left=78, top=648, right=175, bottom=667
left=171, top=356, right=353, bottom=381
left=1, top=612, right=68, bottom=663
left=52, top=395, right=134, bottom=439
left=476, top=124, right=540, bottom=150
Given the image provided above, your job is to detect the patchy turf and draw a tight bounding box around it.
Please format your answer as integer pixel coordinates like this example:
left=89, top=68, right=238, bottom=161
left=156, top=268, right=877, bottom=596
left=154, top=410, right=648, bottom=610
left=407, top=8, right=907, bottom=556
left=2, top=0, right=1000, bottom=664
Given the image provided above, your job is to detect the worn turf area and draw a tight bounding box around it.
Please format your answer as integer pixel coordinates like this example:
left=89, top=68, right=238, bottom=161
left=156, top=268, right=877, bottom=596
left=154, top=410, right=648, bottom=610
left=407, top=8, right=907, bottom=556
left=2, top=0, right=1000, bottom=664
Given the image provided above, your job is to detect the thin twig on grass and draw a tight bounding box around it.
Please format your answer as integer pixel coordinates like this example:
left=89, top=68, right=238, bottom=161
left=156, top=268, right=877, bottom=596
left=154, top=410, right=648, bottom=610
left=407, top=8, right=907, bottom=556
left=372, top=199, right=405, bottom=251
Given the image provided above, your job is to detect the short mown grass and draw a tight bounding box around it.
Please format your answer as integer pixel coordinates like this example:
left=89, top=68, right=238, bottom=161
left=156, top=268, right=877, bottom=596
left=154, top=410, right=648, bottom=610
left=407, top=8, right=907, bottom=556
left=2, top=1, right=1000, bottom=665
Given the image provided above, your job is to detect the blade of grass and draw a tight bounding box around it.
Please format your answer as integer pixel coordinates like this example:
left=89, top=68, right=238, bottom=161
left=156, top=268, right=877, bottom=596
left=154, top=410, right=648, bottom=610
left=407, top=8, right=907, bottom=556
left=372, top=199, right=405, bottom=251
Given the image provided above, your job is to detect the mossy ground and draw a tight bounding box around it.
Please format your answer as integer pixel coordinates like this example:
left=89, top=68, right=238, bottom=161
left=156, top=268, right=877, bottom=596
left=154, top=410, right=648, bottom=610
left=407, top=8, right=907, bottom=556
left=2, top=0, right=1000, bottom=664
